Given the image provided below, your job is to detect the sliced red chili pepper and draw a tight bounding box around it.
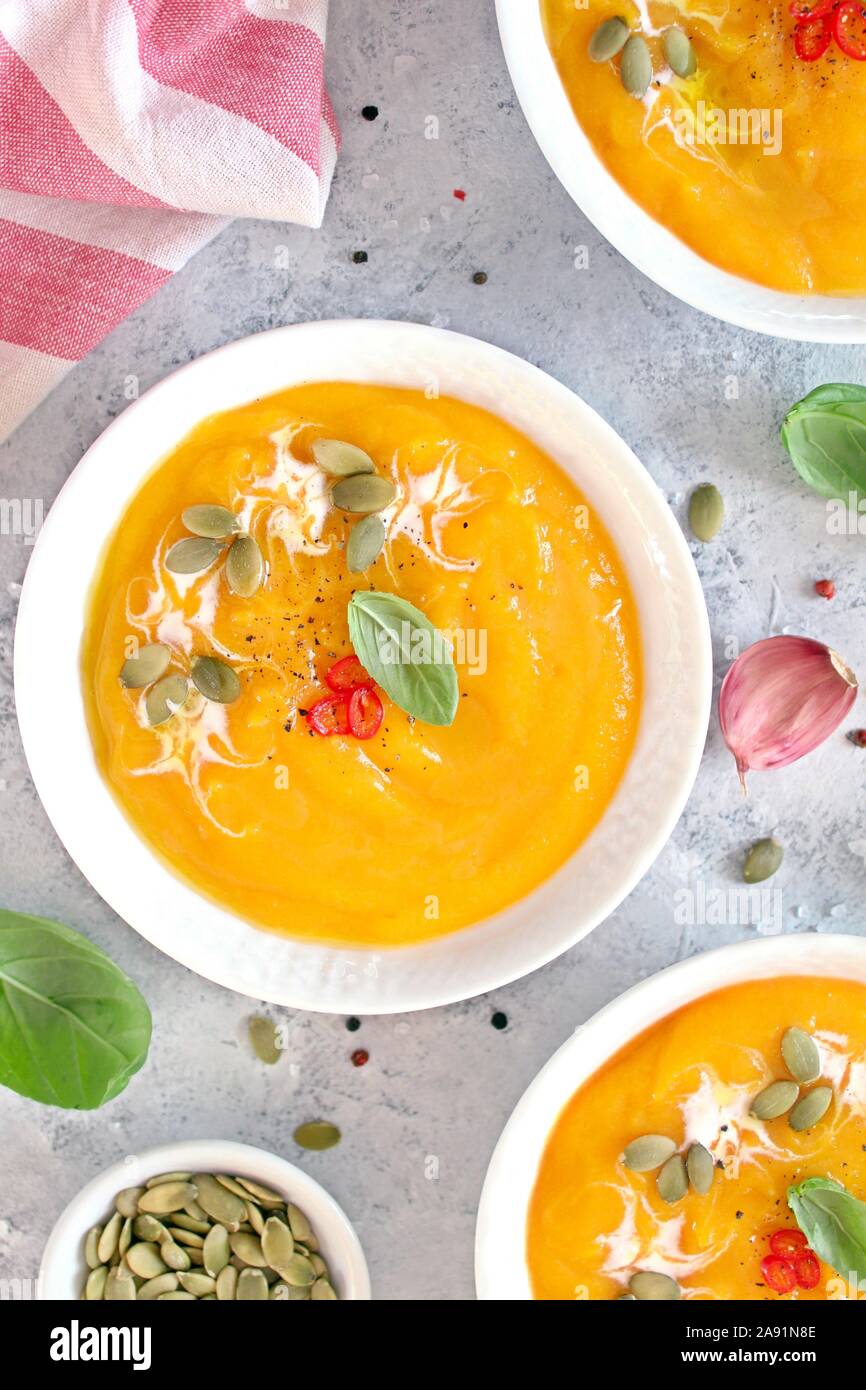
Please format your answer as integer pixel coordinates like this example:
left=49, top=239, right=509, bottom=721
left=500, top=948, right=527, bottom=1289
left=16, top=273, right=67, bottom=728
left=794, top=12, right=834, bottom=58
left=307, top=693, right=349, bottom=736
left=348, top=686, right=384, bottom=740
left=790, top=0, right=834, bottom=20
left=325, top=654, right=374, bottom=693
left=769, top=1229, right=809, bottom=1259
left=834, top=0, right=866, bottom=57
left=761, top=1254, right=797, bottom=1295
left=793, top=1251, right=821, bottom=1289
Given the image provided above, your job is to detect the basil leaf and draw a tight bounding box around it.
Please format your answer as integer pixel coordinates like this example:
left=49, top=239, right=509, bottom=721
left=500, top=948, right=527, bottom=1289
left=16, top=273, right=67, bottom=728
left=347, top=590, right=459, bottom=726
left=0, top=909, right=151, bottom=1110
left=780, top=383, right=866, bottom=502
left=788, top=1177, right=866, bottom=1282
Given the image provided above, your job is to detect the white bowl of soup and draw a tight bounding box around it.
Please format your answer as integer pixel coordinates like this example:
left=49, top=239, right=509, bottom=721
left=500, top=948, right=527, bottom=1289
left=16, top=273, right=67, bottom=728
left=497, top=0, right=866, bottom=340
left=14, top=320, right=710, bottom=1013
left=476, top=933, right=866, bottom=1300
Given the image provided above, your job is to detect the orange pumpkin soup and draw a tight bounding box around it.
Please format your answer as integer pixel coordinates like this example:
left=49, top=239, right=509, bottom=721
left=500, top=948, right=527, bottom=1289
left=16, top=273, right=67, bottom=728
left=528, top=976, right=866, bottom=1299
left=541, top=0, right=866, bottom=294
left=82, top=384, right=641, bottom=947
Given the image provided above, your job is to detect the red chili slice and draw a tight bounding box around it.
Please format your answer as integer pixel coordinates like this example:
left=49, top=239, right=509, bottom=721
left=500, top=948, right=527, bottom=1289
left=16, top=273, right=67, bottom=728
left=325, top=654, right=374, bottom=693
left=761, top=1254, right=797, bottom=1295
left=790, top=0, right=834, bottom=19
left=793, top=1251, right=821, bottom=1290
left=834, top=0, right=866, bottom=57
left=769, top=1229, right=810, bottom=1259
left=794, top=12, right=834, bottom=58
left=348, top=686, right=384, bottom=740
left=307, top=693, right=349, bottom=736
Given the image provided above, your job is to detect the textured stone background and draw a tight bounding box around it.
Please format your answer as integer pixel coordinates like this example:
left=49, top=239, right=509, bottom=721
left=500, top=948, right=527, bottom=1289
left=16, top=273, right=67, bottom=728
left=0, top=0, right=864, bottom=1301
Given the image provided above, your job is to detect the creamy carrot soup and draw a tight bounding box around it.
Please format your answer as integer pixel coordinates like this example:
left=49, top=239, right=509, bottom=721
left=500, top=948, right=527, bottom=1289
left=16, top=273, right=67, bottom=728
left=541, top=0, right=866, bottom=294
left=528, top=977, right=866, bottom=1299
left=82, top=384, right=640, bottom=948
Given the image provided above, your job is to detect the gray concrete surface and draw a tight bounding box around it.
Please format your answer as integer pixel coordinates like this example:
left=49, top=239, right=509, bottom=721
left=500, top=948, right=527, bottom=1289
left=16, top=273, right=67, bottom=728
left=1, top=0, right=864, bottom=1301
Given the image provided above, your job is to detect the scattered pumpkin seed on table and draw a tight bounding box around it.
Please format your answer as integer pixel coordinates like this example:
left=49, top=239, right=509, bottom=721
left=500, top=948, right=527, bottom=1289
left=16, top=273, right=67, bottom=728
left=248, top=1014, right=282, bottom=1064
left=743, top=836, right=783, bottom=884
left=294, top=1120, right=341, bottom=1151
left=688, top=483, right=724, bottom=541
left=588, top=16, right=629, bottom=62
left=79, top=1173, right=337, bottom=1299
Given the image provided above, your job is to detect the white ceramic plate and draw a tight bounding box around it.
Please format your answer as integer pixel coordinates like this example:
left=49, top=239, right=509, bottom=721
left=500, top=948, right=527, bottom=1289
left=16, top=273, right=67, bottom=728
left=14, top=319, right=710, bottom=1013
left=39, top=1139, right=371, bottom=1300
left=475, top=932, right=866, bottom=1299
left=496, top=0, right=866, bottom=342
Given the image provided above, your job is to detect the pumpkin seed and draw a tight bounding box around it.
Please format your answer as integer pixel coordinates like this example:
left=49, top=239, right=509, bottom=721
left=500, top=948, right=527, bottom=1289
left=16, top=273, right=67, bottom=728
left=262, top=1216, right=295, bottom=1273
left=248, top=1015, right=281, bottom=1065
left=178, top=1271, right=217, bottom=1297
left=158, top=1291, right=196, bottom=1300
left=119, top=645, right=170, bottom=689
left=133, top=1214, right=165, bottom=1242
left=331, top=473, right=397, bottom=515
left=104, top=1266, right=136, bottom=1301
left=244, top=1201, right=264, bottom=1235
left=286, top=1283, right=312, bottom=1300
left=311, top=1277, right=337, bottom=1300
left=203, top=1224, right=231, bottom=1277
left=311, top=1253, right=327, bottom=1277
left=279, top=1253, right=316, bottom=1287
left=85, top=1266, right=108, bottom=1300
left=158, top=1240, right=190, bottom=1273
left=235, top=1177, right=285, bottom=1204
left=97, top=1211, right=122, bottom=1265
left=789, top=1085, right=833, bottom=1131
left=589, top=16, right=629, bottom=62
left=167, top=1226, right=204, bottom=1248
left=270, top=1282, right=290, bottom=1300
left=126, top=1242, right=167, bottom=1279
left=191, top=655, right=240, bottom=704
left=622, top=1134, right=677, bottom=1173
left=629, top=1270, right=681, bottom=1301
left=145, top=673, right=188, bottom=727
left=686, top=1143, right=715, bottom=1195
left=216, top=1265, right=238, bottom=1301
left=750, top=1079, right=799, bottom=1121
left=115, top=1186, right=146, bottom=1218
left=230, top=1231, right=269, bottom=1267
left=138, top=1181, right=199, bottom=1215
left=137, top=1272, right=179, bottom=1301
left=182, top=504, right=239, bottom=539
left=347, top=513, right=386, bottom=573
left=293, top=1121, right=341, bottom=1152
left=743, top=837, right=784, bottom=884
left=657, top=1154, right=688, bottom=1205
left=312, top=439, right=376, bottom=477
left=84, top=1226, right=102, bottom=1270
left=620, top=34, right=652, bottom=99
left=226, top=534, right=264, bottom=598
left=165, top=536, right=223, bottom=574
left=118, top=1217, right=133, bottom=1259
left=663, top=25, right=696, bottom=78
left=237, top=1268, right=269, bottom=1301
left=288, top=1203, right=313, bottom=1244
left=782, top=1027, right=821, bottom=1084
left=216, top=1175, right=252, bottom=1197
left=618, top=1293, right=637, bottom=1301
left=145, top=1172, right=192, bottom=1187
left=194, top=1173, right=247, bottom=1228
left=170, top=1212, right=210, bottom=1235
left=688, top=482, right=724, bottom=541
left=183, top=1199, right=209, bottom=1223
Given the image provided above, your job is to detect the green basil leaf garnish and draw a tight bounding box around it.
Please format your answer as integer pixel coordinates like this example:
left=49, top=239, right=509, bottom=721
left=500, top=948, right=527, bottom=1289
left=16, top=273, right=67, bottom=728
left=788, top=1176, right=866, bottom=1282
left=780, top=383, right=866, bottom=502
left=0, top=909, right=152, bottom=1109
left=347, top=590, right=459, bottom=727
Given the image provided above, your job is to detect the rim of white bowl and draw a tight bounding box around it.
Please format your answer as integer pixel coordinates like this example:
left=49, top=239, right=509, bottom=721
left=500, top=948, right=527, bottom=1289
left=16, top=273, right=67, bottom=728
left=14, top=319, right=711, bottom=1014
left=495, top=0, right=866, bottom=343
left=39, top=1138, right=371, bottom=1300
left=475, top=931, right=866, bottom=1300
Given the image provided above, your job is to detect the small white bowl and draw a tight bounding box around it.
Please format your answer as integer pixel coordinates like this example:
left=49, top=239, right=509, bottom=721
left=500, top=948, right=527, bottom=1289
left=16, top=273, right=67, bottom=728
left=14, top=319, right=710, bottom=1013
left=496, top=0, right=866, bottom=342
left=39, top=1139, right=371, bottom=1300
left=475, top=932, right=866, bottom=1299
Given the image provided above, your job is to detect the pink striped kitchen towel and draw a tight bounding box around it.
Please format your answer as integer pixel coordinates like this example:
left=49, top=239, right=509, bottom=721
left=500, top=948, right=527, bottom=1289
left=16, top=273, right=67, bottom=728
left=0, top=0, right=338, bottom=441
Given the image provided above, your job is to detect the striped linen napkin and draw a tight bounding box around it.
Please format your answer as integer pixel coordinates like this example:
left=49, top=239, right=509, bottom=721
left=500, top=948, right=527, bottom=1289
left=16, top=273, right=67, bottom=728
left=0, top=0, right=338, bottom=441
